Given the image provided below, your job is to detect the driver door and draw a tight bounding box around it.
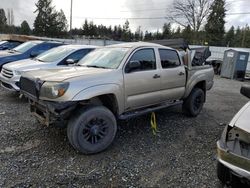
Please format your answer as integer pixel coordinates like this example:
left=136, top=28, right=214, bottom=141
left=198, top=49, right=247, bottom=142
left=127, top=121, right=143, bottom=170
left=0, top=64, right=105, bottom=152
left=124, top=48, right=162, bottom=110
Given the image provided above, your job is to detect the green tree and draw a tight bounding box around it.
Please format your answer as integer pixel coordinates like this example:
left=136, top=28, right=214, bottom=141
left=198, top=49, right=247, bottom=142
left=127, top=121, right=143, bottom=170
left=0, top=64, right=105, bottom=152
left=33, top=0, right=68, bottom=37
left=182, top=25, right=192, bottom=43
left=82, top=19, right=89, bottom=36
left=205, top=0, right=226, bottom=46
left=0, top=9, right=7, bottom=33
left=144, top=31, right=153, bottom=41
left=225, top=26, right=235, bottom=47
left=162, top=23, right=171, bottom=39
left=233, top=26, right=243, bottom=47
left=20, top=20, right=31, bottom=35
left=173, top=26, right=181, bottom=38
left=55, top=9, right=68, bottom=36
left=121, top=20, right=131, bottom=41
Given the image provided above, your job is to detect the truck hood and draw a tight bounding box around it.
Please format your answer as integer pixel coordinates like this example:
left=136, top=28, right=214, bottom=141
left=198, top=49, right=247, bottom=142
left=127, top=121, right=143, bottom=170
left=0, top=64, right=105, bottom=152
left=22, top=66, right=113, bottom=82
left=4, top=58, right=47, bottom=71
left=229, top=101, right=250, bottom=133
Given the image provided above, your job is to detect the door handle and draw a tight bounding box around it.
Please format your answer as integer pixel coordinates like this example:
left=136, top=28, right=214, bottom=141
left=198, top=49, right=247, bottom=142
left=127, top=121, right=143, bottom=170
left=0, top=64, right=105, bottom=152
left=153, top=74, right=161, bottom=79
left=178, top=72, right=185, bottom=76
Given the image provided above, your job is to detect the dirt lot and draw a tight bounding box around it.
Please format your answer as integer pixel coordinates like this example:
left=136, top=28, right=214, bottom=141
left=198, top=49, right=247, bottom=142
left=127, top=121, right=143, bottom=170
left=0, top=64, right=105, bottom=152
left=0, top=76, right=249, bottom=187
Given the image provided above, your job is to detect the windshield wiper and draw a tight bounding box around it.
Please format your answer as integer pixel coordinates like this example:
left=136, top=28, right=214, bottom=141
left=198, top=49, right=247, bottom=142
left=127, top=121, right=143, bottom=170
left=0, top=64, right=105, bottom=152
left=86, top=65, right=109, bottom=69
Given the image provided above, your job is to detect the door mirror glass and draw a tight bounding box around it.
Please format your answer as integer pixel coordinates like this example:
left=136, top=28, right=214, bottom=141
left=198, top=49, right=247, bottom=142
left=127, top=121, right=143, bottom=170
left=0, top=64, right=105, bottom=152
left=241, top=85, right=250, bottom=99
left=127, top=60, right=141, bottom=73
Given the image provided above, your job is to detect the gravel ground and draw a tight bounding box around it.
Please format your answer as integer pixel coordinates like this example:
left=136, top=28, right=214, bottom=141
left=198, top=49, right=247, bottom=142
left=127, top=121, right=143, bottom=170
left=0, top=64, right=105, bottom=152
left=0, top=76, right=249, bottom=188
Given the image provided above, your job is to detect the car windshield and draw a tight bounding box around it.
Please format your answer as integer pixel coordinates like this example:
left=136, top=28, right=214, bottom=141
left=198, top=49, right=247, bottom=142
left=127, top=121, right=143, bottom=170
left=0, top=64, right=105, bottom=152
left=0, top=41, right=7, bottom=45
left=12, top=41, right=38, bottom=53
left=35, top=46, right=75, bottom=63
left=78, top=47, right=129, bottom=69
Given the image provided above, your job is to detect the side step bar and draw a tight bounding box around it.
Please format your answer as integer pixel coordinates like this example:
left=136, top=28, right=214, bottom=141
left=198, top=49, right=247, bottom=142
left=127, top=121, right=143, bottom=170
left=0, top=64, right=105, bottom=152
left=119, top=101, right=183, bottom=120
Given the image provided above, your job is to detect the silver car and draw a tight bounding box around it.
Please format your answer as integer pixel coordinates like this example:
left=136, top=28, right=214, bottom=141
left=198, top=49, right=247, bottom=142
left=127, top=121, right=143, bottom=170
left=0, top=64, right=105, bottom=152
left=0, top=45, right=96, bottom=91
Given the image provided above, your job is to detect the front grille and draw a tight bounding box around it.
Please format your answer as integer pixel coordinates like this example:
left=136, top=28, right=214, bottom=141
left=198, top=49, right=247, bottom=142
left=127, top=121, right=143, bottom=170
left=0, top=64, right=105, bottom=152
left=20, top=77, right=37, bottom=97
left=1, top=67, right=13, bottom=79
left=1, top=82, right=13, bottom=89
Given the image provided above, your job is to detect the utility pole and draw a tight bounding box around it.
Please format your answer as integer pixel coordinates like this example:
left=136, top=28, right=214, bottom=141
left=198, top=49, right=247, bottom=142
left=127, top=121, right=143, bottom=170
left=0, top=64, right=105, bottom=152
left=70, top=0, right=73, bottom=35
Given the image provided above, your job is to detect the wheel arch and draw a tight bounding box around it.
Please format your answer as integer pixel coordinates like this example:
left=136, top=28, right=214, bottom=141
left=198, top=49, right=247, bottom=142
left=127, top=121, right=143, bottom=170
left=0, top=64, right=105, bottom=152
left=184, top=79, right=207, bottom=101
left=72, top=84, right=124, bottom=116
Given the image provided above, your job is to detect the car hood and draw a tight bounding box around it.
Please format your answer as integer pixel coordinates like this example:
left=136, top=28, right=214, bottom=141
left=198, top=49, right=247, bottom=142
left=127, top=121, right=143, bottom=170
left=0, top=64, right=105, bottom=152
left=229, top=101, right=250, bottom=132
left=0, top=50, right=13, bottom=57
left=22, top=66, right=113, bottom=82
left=4, top=58, right=47, bottom=71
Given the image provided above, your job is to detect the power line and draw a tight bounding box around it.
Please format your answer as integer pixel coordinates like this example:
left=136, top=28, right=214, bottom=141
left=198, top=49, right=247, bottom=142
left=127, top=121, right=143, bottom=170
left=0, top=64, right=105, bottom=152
left=73, top=16, right=168, bottom=20
left=73, top=11, right=250, bottom=21
left=121, top=8, right=167, bottom=12
left=227, top=12, right=250, bottom=15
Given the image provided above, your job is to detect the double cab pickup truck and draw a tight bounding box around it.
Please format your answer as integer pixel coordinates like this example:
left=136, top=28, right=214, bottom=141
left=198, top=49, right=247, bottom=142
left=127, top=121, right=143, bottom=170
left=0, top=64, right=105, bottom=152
left=20, top=42, right=214, bottom=154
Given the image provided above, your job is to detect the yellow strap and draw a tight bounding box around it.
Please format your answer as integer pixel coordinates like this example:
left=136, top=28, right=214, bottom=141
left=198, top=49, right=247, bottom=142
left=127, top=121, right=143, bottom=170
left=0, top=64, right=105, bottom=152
left=151, top=112, right=158, bottom=135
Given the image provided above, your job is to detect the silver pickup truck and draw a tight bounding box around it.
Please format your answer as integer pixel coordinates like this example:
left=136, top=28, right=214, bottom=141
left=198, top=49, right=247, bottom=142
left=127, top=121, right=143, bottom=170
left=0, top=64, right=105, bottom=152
left=20, top=42, right=214, bottom=154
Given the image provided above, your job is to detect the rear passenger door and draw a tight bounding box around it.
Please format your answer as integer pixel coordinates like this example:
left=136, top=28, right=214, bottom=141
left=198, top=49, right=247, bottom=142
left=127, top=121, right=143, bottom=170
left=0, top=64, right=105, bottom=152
left=124, top=48, right=162, bottom=110
left=159, top=49, right=186, bottom=101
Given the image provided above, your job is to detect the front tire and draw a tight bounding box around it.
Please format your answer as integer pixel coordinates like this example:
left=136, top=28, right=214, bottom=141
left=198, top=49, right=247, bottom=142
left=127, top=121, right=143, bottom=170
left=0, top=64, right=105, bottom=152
left=67, top=106, right=117, bottom=154
left=183, top=88, right=205, bottom=117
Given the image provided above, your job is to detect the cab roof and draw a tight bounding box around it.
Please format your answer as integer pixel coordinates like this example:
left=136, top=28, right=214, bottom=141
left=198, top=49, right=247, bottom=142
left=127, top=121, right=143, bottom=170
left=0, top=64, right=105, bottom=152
left=107, top=42, right=174, bottom=50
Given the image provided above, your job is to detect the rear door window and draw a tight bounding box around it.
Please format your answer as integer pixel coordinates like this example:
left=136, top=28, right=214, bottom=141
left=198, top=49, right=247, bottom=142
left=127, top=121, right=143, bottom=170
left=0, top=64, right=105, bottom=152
left=159, top=49, right=181, bottom=68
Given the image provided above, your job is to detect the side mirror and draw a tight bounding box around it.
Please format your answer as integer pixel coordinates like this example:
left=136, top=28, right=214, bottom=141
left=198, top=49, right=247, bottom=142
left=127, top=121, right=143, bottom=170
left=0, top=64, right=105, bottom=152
left=66, top=59, right=76, bottom=65
left=240, top=85, right=250, bottom=99
left=30, top=50, right=39, bottom=57
left=126, top=60, right=141, bottom=73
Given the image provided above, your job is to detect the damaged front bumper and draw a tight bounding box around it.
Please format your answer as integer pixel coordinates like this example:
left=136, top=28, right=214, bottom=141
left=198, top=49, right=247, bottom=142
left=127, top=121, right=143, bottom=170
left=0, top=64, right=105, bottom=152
left=28, top=95, right=77, bottom=126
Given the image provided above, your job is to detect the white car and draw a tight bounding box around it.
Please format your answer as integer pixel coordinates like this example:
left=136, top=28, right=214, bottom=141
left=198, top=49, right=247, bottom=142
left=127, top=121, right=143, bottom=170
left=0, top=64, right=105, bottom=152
left=217, top=85, right=250, bottom=186
left=0, top=45, right=96, bottom=91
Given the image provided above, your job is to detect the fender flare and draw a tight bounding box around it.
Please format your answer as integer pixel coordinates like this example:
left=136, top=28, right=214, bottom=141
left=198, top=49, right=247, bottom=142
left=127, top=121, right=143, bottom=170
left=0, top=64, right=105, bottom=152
left=72, top=84, right=124, bottom=114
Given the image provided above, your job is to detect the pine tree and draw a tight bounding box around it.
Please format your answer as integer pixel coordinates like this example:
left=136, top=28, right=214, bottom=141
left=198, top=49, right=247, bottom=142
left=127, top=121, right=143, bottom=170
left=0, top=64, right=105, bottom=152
left=225, top=26, right=235, bottom=47
left=20, top=20, right=31, bottom=35
left=33, top=0, right=68, bottom=37
left=162, top=23, right=171, bottom=39
left=82, top=19, right=89, bottom=36
left=205, top=0, right=226, bottom=46
left=0, top=9, right=7, bottom=33
left=121, top=20, right=131, bottom=41
left=233, top=27, right=243, bottom=47
left=182, top=25, right=192, bottom=43
left=55, top=9, right=68, bottom=36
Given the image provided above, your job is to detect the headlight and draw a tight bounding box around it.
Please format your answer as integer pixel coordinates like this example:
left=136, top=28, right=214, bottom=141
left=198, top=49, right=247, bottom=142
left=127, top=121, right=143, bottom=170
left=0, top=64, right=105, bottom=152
left=14, top=70, right=22, bottom=75
left=39, top=82, right=69, bottom=99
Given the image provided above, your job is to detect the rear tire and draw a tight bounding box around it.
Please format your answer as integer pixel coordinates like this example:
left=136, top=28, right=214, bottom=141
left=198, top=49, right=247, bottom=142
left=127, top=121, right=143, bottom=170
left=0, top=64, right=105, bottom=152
left=183, top=88, right=205, bottom=117
left=67, top=106, right=117, bottom=154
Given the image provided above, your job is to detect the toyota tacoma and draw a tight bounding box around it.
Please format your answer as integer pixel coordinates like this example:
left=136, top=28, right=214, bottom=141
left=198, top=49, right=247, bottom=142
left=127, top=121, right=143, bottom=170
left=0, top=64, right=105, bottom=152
left=20, top=42, right=214, bottom=154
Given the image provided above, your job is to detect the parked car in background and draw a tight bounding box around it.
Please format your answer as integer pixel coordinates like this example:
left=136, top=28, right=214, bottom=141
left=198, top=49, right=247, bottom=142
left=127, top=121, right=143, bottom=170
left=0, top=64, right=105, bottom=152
left=20, top=42, right=214, bottom=154
left=0, top=40, right=22, bottom=50
left=217, top=85, right=250, bottom=187
left=0, top=45, right=96, bottom=91
left=0, top=40, right=64, bottom=71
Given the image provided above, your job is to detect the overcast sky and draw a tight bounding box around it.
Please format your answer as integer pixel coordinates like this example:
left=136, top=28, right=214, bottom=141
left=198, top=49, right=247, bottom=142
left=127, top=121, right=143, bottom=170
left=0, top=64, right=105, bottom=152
left=1, top=0, right=250, bottom=32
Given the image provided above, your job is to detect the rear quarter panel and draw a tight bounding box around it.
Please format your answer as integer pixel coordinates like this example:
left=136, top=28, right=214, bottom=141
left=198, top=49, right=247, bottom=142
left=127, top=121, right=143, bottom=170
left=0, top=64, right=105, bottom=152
left=183, top=65, right=214, bottom=98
